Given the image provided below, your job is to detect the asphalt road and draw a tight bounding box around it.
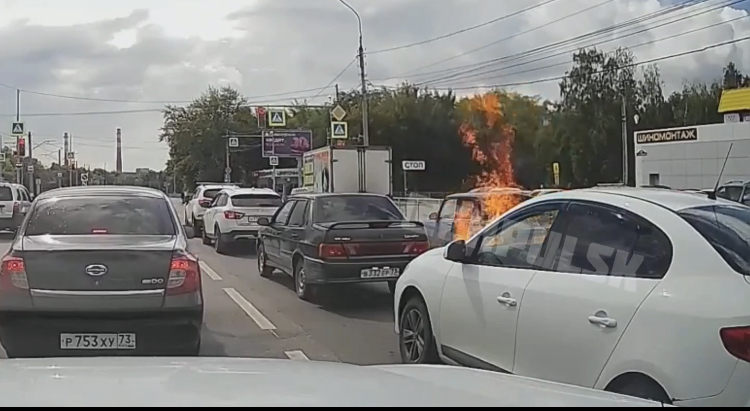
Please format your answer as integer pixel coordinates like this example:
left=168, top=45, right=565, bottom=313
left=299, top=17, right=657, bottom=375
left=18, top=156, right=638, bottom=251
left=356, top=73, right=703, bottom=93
left=0, top=200, right=400, bottom=365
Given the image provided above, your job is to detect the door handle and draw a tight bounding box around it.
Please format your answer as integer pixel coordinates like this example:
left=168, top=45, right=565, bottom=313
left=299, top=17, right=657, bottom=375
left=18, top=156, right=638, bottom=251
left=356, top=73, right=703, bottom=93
left=588, top=316, right=617, bottom=328
left=497, top=295, right=517, bottom=307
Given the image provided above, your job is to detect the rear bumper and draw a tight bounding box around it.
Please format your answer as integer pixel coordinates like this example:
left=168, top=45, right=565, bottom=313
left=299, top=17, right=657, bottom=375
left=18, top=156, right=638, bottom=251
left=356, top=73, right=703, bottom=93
left=0, top=215, right=22, bottom=230
left=0, top=310, right=202, bottom=357
left=223, top=229, right=260, bottom=242
left=304, top=257, right=413, bottom=285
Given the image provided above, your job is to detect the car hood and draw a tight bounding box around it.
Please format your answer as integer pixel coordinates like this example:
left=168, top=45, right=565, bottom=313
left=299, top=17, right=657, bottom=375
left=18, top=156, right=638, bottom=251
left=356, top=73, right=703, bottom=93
left=0, top=357, right=665, bottom=407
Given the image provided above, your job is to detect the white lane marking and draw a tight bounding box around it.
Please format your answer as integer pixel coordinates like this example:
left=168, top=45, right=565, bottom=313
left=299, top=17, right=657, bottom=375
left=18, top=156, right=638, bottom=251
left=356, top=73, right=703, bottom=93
left=199, top=261, right=222, bottom=281
left=223, top=287, right=276, bottom=330
left=285, top=350, right=310, bottom=361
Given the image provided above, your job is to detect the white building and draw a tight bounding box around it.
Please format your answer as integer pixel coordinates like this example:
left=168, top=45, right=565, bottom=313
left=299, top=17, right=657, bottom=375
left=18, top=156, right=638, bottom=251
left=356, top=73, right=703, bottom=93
left=634, top=122, right=750, bottom=189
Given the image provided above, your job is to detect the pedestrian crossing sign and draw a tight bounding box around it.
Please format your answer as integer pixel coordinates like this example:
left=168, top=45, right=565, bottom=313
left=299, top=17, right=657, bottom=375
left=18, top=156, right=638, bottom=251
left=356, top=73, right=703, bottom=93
left=11, top=122, right=24, bottom=135
left=268, top=109, right=286, bottom=127
left=331, top=121, right=348, bottom=139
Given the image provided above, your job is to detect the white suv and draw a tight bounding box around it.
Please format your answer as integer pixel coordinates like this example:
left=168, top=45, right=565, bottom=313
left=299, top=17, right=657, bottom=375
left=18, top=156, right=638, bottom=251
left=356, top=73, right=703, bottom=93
left=0, top=182, right=31, bottom=233
left=184, top=184, right=238, bottom=235
left=200, top=187, right=282, bottom=253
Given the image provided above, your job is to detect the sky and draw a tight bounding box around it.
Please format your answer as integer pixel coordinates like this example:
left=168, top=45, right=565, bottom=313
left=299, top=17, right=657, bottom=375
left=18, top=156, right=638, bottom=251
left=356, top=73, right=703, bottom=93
left=0, top=0, right=748, bottom=171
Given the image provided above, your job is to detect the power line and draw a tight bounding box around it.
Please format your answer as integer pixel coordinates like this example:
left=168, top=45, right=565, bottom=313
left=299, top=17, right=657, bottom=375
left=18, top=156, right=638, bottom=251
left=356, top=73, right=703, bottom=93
left=312, top=56, right=357, bottom=99
left=390, top=0, right=619, bottom=78
left=365, top=0, right=561, bottom=55
left=436, top=35, right=750, bottom=91
left=374, top=0, right=708, bottom=82
left=419, top=0, right=744, bottom=87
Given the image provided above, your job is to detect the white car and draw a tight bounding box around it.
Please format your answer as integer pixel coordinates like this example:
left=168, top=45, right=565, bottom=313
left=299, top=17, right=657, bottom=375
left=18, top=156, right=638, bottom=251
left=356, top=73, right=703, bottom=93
left=184, top=183, right=238, bottom=235
left=394, top=187, right=750, bottom=407
left=200, top=187, right=282, bottom=253
left=0, top=357, right=665, bottom=406
left=0, top=182, right=32, bottom=233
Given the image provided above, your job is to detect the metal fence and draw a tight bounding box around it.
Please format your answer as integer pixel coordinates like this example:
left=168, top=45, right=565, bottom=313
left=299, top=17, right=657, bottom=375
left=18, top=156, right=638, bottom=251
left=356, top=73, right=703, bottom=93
left=392, top=196, right=444, bottom=222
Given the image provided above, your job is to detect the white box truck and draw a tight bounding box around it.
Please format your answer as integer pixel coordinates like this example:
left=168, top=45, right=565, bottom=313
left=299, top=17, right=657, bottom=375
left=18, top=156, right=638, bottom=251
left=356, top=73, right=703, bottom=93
left=302, top=146, right=392, bottom=195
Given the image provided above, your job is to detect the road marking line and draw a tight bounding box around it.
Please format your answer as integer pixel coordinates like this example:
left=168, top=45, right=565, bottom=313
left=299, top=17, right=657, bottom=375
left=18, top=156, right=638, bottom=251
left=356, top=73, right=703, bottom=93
left=199, top=261, right=222, bottom=281
left=285, top=350, right=310, bottom=361
left=223, top=288, right=276, bottom=330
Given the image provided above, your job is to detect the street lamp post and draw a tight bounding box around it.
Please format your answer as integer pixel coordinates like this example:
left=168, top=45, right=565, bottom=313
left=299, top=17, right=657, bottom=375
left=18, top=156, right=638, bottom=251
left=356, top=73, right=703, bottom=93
left=338, top=0, right=369, bottom=147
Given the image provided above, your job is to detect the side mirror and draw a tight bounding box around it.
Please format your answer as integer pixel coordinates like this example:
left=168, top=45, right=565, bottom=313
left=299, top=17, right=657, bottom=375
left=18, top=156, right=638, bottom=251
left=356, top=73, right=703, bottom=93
left=183, top=226, right=196, bottom=239
left=257, top=217, right=271, bottom=226
left=444, top=240, right=467, bottom=263
left=429, top=212, right=438, bottom=221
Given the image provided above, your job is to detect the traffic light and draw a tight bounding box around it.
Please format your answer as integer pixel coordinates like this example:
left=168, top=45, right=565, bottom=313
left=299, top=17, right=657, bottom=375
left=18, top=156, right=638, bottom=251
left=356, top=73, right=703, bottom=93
left=17, top=138, right=25, bottom=157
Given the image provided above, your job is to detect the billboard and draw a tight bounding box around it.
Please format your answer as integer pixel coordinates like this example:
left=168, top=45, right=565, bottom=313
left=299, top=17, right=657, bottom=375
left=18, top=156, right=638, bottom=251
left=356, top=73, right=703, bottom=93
left=262, top=130, right=312, bottom=158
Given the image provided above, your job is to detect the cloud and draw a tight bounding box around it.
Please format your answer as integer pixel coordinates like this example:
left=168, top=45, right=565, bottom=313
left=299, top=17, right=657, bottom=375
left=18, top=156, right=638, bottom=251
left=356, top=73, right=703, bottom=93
left=0, top=0, right=748, bottom=170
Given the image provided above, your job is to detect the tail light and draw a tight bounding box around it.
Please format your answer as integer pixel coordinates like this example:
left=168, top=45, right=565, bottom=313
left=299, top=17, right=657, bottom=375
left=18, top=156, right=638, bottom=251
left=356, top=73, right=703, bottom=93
left=720, top=326, right=750, bottom=363
left=198, top=199, right=212, bottom=208
left=224, top=210, right=245, bottom=220
left=167, top=251, right=201, bottom=295
left=12, top=202, right=19, bottom=214
left=319, top=244, right=347, bottom=259
left=0, top=255, right=28, bottom=292
left=404, top=241, right=430, bottom=255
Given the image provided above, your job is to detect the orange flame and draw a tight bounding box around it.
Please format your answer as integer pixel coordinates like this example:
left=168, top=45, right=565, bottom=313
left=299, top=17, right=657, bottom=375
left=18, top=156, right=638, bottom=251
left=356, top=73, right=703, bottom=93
left=454, top=93, right=520, bottom=241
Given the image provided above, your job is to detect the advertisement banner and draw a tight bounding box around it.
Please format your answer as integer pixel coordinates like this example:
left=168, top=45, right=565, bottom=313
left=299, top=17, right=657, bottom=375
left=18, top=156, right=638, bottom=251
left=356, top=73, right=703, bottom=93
left=262, top=130, right=312, bottom=157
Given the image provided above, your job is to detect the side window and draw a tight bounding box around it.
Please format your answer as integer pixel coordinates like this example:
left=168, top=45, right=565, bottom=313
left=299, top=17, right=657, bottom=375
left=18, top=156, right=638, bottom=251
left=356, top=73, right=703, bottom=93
left=273, top=201, right=295, bottom=225
left=438, top=199, right=457, bottom=221
left=217, top=194, right=228, bottom=207
left=288, top=201, right=308, bottom=227
left=192, top=188, right=200, bottom=200
left=553, top=203, right=672, bottom=279
left=470, top=203, right=563, bottom=269
left=23, top=189, right=30, bottom=201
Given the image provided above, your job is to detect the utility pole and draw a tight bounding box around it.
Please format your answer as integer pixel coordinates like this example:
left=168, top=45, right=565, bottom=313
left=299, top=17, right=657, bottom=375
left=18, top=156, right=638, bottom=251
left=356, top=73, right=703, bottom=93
left=15, top=89, right=20, bottom=184
left=358, top=40, right=369, bottom=147
left=58, top=149, right=62, bottom=188
left=27, top=131, right=34, bottom=196
left=621, top=95, right=628, bottom=186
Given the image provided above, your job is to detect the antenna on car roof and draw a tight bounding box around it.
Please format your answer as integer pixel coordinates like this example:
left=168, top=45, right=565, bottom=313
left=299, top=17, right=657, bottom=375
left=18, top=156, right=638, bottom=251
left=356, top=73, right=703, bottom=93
left=709, top=143, right=733, bottom=201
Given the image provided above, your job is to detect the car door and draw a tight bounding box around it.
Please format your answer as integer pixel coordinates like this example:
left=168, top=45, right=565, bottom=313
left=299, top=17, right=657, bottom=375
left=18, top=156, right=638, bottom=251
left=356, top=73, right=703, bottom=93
left=280, top=200, right=308, bottom=272
left=187, top=188, right=200, bottom=222
left=513, top=201, right=668, bottom=388
left=264, top=200, right=295, bottom=267
left=203, top=194, right=225, bottom=237
left=438, top=201, right=567, bottom=373
left=432, top=198, right=457, bottom=247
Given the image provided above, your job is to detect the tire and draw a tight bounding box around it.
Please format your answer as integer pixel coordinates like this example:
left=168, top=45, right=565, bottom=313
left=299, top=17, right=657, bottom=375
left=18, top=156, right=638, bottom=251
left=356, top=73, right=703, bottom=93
left=201, top=225, right=211, bottom=245
left=257, top=243, right=274, bottom=278
left=293, top=258, right=316, bottom=302
left=608, top=376, right=671, bottom=404
left=399, top=296, right=440, bottom=364
left=214, top=226, right=230, bottom=254
left=192, top=218, right=202, bottom=237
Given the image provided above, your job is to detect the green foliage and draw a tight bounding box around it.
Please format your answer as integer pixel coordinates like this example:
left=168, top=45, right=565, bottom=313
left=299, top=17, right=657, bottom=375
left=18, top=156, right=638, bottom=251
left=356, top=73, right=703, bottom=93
left=163, top=50, right=740, bottom=192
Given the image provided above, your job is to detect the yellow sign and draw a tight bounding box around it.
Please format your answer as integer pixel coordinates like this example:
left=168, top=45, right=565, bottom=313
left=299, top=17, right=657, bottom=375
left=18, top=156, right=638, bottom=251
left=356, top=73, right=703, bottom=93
left=552, top=162, right=560, bottom=186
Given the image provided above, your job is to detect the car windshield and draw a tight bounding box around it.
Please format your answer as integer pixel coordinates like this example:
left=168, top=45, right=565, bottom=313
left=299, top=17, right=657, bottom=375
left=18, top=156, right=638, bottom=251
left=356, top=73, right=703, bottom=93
left=25, top=196, right=176, bottom=236
left=231, top=194, right=282, bottom=207
left=202, top=189, right=224, bottom=199
left=679, top=205, right=750, bottom=276
left=314, top=196, right=404, bottom=223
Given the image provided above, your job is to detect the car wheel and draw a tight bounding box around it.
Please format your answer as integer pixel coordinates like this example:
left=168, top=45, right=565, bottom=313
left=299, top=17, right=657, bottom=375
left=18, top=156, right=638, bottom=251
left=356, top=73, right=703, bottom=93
left=192, top=218, right=202, bottom=237
left=201, top=225, right=211, bottom=245
left=257, top=243, right=274, bottom=278
left=608, top=376, right=671, bottom=404
left=399, top=296, right=440, bottom=364
left=294, top=258, right=315, bottom=301
left=214, top=226, right=229, bottom=254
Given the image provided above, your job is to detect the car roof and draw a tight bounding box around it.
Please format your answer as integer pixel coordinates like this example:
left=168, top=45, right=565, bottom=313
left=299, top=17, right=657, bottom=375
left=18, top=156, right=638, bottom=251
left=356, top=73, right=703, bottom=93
left=200, top=184, right=237, bottom=191
left=537, top=186, right=735, bottom=211
left=290, top=192, right=389, bottom=200
left=36, top=185, right=168, bottom=201
left=223, top=187, right=280, bottom=196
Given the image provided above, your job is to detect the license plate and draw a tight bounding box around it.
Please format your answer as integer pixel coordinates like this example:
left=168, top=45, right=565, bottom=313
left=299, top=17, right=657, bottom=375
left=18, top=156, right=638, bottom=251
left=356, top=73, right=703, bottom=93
left=60, top=333, right=136, bottom=350
left=247, top=217, right=258, bottom=223
left=361, top=267, right=400, bottom=279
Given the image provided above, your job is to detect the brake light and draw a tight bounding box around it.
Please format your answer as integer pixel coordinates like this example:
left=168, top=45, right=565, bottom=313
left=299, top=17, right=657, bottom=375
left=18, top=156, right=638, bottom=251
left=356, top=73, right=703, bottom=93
left=224, top=210, right=245, bottom=220
left=404, top=241, right=430, bottom=255
left=721, top=326, right=750, bottom=363
left=0, top=255, right=28, bottom=292
left=319, top=244, right=347, bottom=259
left=12, top=202, right=19, bottom=214
left=198, top=199, right=212, bottom=208
left=167, top=252, right=201, bottom=295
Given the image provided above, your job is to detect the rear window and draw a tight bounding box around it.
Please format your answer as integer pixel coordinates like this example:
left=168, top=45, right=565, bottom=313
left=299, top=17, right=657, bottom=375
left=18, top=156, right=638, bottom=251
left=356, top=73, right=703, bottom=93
left=25, top=196, right=176, bottom=236
left=679, top=205, right=750, bottom=276
left=314, top=196, right=404, bottom=223
left=231, top=194, right=281, bottom=207
left=202, top=189, right=223, bottom=199
left=0, top=187, right=13, bottom=201
left=718, top=186, right=744, bottom=202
